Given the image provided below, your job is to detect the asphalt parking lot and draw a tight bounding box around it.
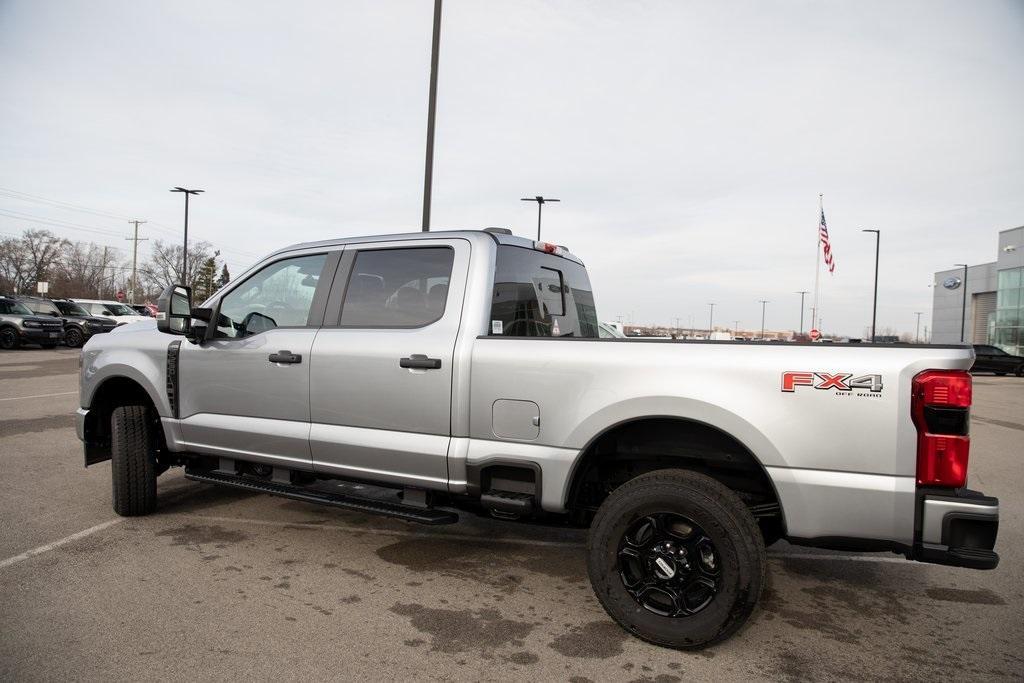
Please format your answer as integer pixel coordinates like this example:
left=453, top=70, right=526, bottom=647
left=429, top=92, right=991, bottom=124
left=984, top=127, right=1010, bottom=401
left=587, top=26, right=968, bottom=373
left=1, top=348, right=1021, bottom=681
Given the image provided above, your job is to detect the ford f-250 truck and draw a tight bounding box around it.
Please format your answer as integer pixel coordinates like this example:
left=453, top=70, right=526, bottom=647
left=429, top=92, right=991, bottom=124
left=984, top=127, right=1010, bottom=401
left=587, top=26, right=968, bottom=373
left=77, top=229, right=1000, bottom=648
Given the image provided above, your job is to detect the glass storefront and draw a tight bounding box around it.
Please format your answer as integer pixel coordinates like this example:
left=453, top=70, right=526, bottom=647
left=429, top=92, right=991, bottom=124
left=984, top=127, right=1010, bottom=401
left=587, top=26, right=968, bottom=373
left=992, top=267, right=1023, bottom=355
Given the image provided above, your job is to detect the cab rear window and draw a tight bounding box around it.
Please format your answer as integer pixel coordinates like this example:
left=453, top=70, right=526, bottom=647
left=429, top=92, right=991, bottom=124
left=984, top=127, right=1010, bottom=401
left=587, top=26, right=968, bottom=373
left=489, top=245, right=598, bottom=338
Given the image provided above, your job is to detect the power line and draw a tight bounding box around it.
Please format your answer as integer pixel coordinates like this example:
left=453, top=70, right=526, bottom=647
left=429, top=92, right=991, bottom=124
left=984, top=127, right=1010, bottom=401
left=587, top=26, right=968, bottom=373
left=0, top=186, right=133, bottom=221
left=0, top=208, right=126, bottom=237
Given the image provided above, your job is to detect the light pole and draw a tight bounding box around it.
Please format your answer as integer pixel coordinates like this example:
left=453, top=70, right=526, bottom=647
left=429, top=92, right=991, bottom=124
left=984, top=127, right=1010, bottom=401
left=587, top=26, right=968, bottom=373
left=795, top=291, right=808, bottom=335
left=954, top=263, right=969, bottom=342
left=170, top=187, right=204, bottom=284
left=520, top=196, right=560, bottom=241
left=707, top=303, right=715, bottom=339
left=759, top=300, right=769, bottom=340
left=862, top=229, right=880, bottom=342
left=421, top=0, right=443, bottom=232
left=733, top=320, right=740, bottom=338
left=914, top=311, right=923, bottom=343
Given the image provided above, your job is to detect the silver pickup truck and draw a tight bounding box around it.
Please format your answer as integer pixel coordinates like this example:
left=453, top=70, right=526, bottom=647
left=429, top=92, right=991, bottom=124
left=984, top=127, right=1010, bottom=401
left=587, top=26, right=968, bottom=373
left=77, top=229, right=999, bottom=649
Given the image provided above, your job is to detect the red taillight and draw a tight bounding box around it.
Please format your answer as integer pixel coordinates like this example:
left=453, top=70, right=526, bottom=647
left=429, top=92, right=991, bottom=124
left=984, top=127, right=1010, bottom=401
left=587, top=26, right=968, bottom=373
left=912, top=370, right=971, bottom=488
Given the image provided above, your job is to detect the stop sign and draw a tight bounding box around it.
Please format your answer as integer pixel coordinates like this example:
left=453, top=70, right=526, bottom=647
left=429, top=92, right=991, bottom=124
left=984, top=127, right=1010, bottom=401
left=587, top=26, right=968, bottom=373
left=116, top=290, right=125, bottom=302
left=809, top=328, right=821, bottom=341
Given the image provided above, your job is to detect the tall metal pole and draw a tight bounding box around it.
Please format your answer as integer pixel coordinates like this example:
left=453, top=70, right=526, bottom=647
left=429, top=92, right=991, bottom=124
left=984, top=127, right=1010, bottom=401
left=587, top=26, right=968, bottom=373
left=795, top=291, right=808, bottom=335
left=759, top=300, right=769, bottom=339
left=521, top=196, right=560, bottom=241
left=171, top=187, right=203, bottom=285
left=126, top=220, right=148, bottom=305
left=914, top=312, right=923, bottom=343
left=862, top=229, right=880, bottom=341
left=955, top=263, right=969, bottom=342
left=707, top=303, right=715, bottom=338
left=733, top=320, right=740, bottom=338
left=421, top=0, right=443, bottom=232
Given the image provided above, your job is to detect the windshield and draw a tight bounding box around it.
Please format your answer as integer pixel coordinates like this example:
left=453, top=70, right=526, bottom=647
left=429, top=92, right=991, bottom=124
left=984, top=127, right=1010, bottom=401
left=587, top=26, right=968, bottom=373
left=8, top=301, right=34, bottom=315
left=56, top=301, right=90, bottom=316
left=103, top=303, right=136, bottom=316
left=28, top=300, right=61, bottom=316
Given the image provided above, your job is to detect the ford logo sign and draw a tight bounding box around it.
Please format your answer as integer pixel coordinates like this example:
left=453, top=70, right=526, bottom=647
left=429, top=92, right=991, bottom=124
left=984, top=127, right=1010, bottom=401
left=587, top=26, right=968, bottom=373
left=942, top=276, right=962, bottom=290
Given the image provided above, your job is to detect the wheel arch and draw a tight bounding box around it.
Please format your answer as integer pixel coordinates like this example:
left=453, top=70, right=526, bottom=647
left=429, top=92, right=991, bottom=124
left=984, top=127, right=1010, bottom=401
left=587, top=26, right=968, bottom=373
left=563, top=409, right=787, bottom=538
left=82, top=374, right=165, bottom=466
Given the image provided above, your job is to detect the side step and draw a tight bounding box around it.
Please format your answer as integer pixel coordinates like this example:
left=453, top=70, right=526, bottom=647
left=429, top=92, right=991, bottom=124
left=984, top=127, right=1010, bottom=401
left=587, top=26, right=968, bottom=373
left=184, top=468, right=459, bottom=525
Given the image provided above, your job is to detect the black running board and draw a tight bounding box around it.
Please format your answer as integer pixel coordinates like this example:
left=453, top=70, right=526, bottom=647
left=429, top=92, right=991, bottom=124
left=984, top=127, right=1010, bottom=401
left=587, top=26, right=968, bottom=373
left=184, top=469, right=459, bottom=525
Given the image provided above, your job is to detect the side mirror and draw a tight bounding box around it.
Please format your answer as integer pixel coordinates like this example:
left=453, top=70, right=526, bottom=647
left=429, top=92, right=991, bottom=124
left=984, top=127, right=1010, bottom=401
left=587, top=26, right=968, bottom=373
left=187, top=306, right=213, bottom=343
left=156, top=284, right=192, bottom=335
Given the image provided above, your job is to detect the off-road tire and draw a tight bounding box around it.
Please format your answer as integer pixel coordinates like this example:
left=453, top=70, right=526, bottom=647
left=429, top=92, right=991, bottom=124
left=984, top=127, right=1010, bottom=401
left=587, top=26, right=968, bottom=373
left=64, top=327, right=84, bottom=348
left=587, top=469, right=765, bottom=649
left=111, top=405, right=157, bottom=516
left=0, top=327, right=19, bottom=350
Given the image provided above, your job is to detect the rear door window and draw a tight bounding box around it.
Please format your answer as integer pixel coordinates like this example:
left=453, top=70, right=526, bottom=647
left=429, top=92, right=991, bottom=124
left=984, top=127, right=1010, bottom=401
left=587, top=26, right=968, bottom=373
left=489, top=245, right=598, bottom=337
left=339, top=247, right=454, bottom=328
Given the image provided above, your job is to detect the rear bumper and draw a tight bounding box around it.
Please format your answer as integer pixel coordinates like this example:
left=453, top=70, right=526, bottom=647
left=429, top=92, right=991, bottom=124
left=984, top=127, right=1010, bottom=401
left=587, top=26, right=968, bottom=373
left=913, top=489, right=999, bottom=570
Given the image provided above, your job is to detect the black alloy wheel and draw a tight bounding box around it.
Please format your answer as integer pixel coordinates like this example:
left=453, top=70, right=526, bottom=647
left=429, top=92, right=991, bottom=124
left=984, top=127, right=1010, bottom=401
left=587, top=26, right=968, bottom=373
left=618, top=513, right=721, bottom=617
left=65, top=326, right=84, bottom=348
left=0, top=327, right=19, bottom=350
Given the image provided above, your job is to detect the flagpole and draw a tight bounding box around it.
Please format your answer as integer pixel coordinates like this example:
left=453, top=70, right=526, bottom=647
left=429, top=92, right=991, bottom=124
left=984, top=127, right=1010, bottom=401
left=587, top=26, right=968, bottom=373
left=811, top=194, right=823, bottom=336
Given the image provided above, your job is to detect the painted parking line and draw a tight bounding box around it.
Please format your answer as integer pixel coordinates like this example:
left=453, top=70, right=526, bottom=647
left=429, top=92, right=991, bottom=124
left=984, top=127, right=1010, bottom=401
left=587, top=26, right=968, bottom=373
left=0, top=391, right=77, bottom=402
left=0, top=519, right=123, bottom=570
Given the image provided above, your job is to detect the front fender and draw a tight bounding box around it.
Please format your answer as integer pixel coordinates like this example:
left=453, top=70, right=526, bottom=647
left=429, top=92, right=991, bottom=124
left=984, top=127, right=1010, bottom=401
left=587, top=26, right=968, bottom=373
left=81, top=344, right=170, bottom=417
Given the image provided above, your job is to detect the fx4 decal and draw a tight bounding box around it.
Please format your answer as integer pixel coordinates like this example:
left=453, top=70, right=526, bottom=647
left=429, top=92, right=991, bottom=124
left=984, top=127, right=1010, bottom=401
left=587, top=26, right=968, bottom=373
left=781, top=371, right=883, bottom=393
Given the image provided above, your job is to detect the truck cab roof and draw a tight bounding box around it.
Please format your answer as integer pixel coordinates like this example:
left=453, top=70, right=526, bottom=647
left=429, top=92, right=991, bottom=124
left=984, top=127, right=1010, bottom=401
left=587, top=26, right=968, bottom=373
left=267, top=229, right=584, bottom=266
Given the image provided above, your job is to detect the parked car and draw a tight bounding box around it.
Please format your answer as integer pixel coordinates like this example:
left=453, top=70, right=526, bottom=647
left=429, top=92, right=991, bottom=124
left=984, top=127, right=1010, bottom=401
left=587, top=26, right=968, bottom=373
left=971, top=344, right=1024, bottom=376
left=14, top=295, right=117, bottom=348
left=70, top=299, right=149, bottom=325
left=76, top=229, right=998, bottom=649
left=0, top=296, right=65, bottom=349
left=131, top=303, right=158, bottom=318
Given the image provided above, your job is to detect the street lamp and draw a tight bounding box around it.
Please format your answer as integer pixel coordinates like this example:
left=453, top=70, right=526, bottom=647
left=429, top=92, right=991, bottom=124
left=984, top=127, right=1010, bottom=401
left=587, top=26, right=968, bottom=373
left=795, top=291, right=809, bottom=335
left=954, top=263, right=969, bottom=342
left=170, top=187, right=204, bottom=284
left=862, top=229, right=880, bottom=342
left=520, top=196, right=560, bottom=241
left=707, top=303, right=715, bottom=339
left=759, top=300, right=769, bottom=340
left=421, top=0, right=443, bottom=231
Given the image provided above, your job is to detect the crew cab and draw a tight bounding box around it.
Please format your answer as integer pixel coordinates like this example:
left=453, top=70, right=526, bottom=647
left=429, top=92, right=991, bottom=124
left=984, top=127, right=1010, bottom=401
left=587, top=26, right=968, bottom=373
left=76, top=229, right=1000, bottom=649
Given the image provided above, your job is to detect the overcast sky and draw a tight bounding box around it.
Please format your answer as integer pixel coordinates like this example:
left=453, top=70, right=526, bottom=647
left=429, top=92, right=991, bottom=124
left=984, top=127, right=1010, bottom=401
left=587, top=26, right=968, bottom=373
left=2, top=1, right=1022, bottom=336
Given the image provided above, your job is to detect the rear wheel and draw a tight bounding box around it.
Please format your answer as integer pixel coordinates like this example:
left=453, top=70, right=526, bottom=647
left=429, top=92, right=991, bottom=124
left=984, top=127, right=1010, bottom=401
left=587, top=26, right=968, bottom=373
left=65, top=327, right=85, bottom=348
left=0, top=327, right=19, bottom=350
left=587, top=469, right=765, bottom=649
left=111, top=405, right=157, bottom=516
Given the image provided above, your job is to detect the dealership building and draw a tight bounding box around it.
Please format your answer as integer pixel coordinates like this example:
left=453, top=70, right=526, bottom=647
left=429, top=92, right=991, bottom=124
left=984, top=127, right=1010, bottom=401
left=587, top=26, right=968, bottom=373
left=932, top=226, right=1024, bottom=354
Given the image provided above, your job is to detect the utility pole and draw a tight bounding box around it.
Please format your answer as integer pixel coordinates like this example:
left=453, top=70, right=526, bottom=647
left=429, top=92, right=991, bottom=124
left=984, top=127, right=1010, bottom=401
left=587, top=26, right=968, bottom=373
left=707, top=303, right=715, bottom=339
left=520, top=196, right=560, bottom=241
left=421, top=0, right=443, bottom=231
left=733, top=320, right=740, bottom=338
left=862, top=229, right=881, bottom=341
left=795, top=291, right=809, bottom=335
left=98, top=246, right=108, bottom=298
left=126, top=220, right=148, bottom=305
left=759, top=300, right=770, bottom=340
left=914, top=311, right=923, bottom=343
left=170, top=187, right=204, bottom=285
left=954, top=263, right=969, bottom=342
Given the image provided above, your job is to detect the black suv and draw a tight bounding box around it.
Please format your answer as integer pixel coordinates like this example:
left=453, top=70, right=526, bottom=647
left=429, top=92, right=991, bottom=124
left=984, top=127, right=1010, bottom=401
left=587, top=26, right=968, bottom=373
left=16, top=296, right=117, bottom=348
left=971, top=344, right=1024, bottom=377
left=0, top=296, right=65, bottom=349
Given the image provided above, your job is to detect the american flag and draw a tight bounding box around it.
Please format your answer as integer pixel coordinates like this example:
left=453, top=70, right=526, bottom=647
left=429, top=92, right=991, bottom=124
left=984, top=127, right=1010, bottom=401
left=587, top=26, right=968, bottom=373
left=819, top=209, right=835, bottom=274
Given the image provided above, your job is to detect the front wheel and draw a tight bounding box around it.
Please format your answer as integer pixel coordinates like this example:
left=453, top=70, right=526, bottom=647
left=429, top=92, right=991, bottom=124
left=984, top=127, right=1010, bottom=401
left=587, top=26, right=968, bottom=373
left=0, top=327, right=19, bottom=350
left=111, top=405, right=157, bottom=516
left=587, top=469, right=765, bottom=649
left=64, top=327, right=85, bottom=348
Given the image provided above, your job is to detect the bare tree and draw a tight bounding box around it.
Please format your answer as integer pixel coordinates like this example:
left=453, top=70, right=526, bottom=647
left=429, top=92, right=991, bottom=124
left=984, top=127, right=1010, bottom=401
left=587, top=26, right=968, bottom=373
left=0, top=236, right=33, bottom=293
left=141, top=239, right=216, bottom=295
